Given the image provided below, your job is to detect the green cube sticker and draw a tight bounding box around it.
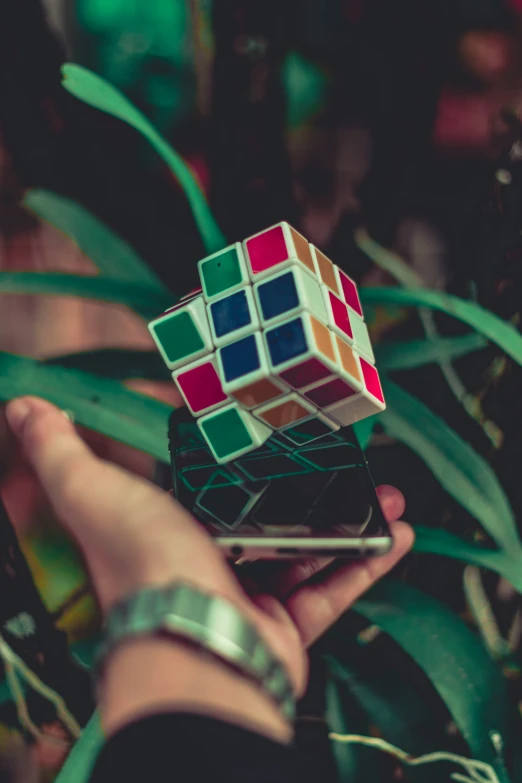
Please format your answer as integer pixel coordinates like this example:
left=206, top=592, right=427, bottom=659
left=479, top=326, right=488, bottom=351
left=152, top=311, right=204, bottom=365
left=200, top=408, right=252, bottom=459
left=200, top=247, right=243, bottom=299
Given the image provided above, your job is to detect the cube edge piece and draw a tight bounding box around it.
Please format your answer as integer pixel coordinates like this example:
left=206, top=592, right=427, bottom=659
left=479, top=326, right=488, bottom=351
left=172, top=355, right=229, bottom=417
left=217, top=330, right=270, bottom=395
left=334, top=265, right=364, bottom=320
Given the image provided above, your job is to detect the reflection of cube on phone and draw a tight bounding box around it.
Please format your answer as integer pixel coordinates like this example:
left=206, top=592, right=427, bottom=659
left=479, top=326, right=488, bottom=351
left=197, top=403, right=272, bottom=464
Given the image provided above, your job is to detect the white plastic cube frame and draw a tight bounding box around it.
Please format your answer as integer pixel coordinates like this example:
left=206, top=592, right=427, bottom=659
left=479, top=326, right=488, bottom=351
left=252, top=392, right=317, bottom=430
left=350, top=315, right=375, bottom=364
left=217, top=330, right=274, bottom=395
left=197, top=403, right=272, bottom=465
left=253, top=264, right=327, bottom=328
left=263, top=312, right=339, bottom=384
left=148, top=294, right=213, bottom=371
left=242, top=221, right=318, bottom=281
left=207, top=285, right=261, bottom=347
left=172, top=355, right=230, bottom=418
left=198, top=243, right=250, bottom=302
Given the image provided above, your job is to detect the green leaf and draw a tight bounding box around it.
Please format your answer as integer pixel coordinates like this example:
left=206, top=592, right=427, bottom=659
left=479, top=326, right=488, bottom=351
left=380, top=378, right=521, bottom=554
left=0, top=272, right=171, bottom=319
left=61, top=63, right=225, bottom=255
left=375, top=333, right=487, bottom=371
left=0, top=352, right=172, bottom=462
left=353, top=416, right=378, bottom=450
left=353, top=580, right=514, bottom=780
left=355, top=228, right=423, bottom=288
left=325, top=655, right=445, bottom=783
left=45, top=349, right=169, bottom=381
left=413, top=526, right=522, bottom=591
left=55, top=712, right=104, bottom=783
left=23, top=190, right=169, bottom=294
left=360, top=287, right=522, bottom=366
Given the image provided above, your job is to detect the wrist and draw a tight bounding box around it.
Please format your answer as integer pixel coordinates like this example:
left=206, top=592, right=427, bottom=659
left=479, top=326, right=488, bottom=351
left=99, top=637, right=293, bottom=744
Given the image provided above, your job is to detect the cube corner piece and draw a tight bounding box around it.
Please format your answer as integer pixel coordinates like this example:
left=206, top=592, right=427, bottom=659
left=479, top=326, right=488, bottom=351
left=148, top=294, right=213, bottom=371
left=197, top=403, right=272, bottom=464
left=243, top=221, right=316, bottom=280
left=325, top=358, right=385, bottom=426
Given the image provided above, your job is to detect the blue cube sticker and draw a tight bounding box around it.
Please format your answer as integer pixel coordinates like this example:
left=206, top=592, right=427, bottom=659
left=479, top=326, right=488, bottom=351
left=220, top=334, right=261, bottom=382
left=257, top=272, right=299, bottom=321
left=211, top=290, right=252, bottom=338
left=266, top=318, right=308, bottom=366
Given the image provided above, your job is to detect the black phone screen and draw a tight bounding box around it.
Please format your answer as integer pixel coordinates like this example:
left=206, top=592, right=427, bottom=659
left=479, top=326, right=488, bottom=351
left=168, top=408, right=391, bottom=544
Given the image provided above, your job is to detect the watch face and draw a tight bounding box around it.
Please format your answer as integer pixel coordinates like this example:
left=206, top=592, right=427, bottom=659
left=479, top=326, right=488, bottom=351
left=168, top=408, right=390, bottom=543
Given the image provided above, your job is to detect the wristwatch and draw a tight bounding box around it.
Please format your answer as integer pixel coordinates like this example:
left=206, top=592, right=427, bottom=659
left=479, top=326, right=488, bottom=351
left=94, top=582, right=296, bottom=721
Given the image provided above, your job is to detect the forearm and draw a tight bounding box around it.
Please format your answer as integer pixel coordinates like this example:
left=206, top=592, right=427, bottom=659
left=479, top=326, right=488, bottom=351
left=99, top=637, right=292, bottom=744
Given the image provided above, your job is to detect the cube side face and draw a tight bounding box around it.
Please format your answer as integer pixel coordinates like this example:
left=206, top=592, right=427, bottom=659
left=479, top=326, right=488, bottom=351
left=323, top=288, right=354, bottom=343
left=253, top=392, right=316, bottom=429
left=217, top=331, right=269, bottom=394
left=208, top=287, right=259, bottom=346
left=333, top=336, right=363, bottom=392
left=198, top=244, right=248, bottom=301
left=149, top=298, right=212, bottom=370
left=303, top=377, right=359, bottom=407
left=243, top=222, right=316, bottom=280
left=173, top=357, right=229, bottom=416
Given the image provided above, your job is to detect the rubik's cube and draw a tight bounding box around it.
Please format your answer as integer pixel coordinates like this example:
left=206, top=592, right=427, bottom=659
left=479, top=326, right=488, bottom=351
left=149, top=222, right=385, bottom=464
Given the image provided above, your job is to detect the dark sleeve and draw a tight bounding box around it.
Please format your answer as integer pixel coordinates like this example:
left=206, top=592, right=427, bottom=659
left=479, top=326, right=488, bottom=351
left=88, top=713, right=312, bottom=783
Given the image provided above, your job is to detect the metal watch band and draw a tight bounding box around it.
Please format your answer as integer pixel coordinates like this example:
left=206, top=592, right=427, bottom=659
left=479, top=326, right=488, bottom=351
left=94, top=582, right=296, bottom=721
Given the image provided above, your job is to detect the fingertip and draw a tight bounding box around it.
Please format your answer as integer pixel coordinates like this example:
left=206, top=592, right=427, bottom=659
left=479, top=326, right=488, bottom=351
left=389, top=519, right=415, bottom=556
left=376, top=484, right=406, bottom=522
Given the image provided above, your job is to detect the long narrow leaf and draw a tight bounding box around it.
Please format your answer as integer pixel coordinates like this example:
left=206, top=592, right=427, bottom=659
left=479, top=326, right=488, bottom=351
left=354, top=580, right=514, bottom=779
left=380, top=378, right=521, bottom=553
left=361, top=287, right=522, bottom=365
left=0, top=272, right=171, bottom=319
left=0, top=352, right=172, bottom=462
left=61, top=64, right=225, bottom=255
left=375, top=333, right=487, bottom=371
left=23, top=190, right=169, bottom=294
left=413, top=526, right=522, bottom=591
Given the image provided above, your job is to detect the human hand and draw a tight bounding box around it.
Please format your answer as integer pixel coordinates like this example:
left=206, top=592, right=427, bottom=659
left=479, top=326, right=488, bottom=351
left=4, top=397, right=413, bottom=739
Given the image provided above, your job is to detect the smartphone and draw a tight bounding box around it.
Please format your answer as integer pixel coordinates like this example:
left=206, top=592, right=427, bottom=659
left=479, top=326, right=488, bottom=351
left=168, top=407, right=392, bottom=559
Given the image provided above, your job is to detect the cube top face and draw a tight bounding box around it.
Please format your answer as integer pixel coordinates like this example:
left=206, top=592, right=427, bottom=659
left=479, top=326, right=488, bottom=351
left=253, top=392, right=316, bottom=429
left=254, top=266, right=326, bottom=327
left=243, top=222, right=316, bottom=279
left=311, top=246, right=340, bottom=295
left=174, top=357, right=228, bottom=416
left=198, top=244, right=248, bottom=301
left=149, top=296, right=212, bottom=370
left=336, top=268, right=363, bottom=318
left=208, top=287, right=259, bottom=346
